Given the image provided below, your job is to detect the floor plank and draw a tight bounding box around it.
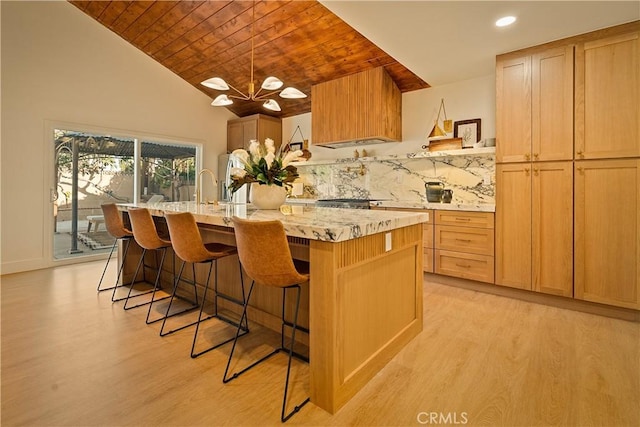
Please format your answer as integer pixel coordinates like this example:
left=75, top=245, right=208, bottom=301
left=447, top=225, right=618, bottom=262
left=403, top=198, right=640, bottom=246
left=1, top=261, right=638, bottom=426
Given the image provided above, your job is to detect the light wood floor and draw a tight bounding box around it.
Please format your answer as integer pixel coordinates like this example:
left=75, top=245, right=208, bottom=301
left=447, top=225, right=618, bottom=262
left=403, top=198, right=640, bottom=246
left=1, top=261, right=638, bottom=426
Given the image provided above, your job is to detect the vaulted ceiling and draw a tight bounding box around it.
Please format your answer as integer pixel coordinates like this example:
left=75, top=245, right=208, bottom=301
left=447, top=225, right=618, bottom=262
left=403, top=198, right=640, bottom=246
left=69, top=0, right=429, bottom=118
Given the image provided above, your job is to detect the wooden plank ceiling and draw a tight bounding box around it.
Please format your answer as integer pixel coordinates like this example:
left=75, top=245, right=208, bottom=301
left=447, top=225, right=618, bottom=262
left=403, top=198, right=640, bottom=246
left=69, top=0, right=429, bottom=118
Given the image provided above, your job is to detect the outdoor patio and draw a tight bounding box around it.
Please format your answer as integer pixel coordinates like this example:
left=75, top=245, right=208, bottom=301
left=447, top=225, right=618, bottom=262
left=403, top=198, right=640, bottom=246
left=54, top=219, right=114, bottom=260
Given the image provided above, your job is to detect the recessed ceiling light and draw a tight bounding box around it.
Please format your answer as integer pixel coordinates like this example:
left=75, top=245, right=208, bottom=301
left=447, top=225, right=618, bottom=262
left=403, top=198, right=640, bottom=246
left=496, top=16, right=517, bottom=27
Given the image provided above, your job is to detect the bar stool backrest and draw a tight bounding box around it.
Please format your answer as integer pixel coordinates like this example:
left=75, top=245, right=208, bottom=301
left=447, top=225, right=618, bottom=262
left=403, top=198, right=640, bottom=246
left=231, top=217, right=307, bottom=288
left=101, top=203, right=132, bottom=239
left=165, top=212, right=214, bottom=263
left=128, top=208, right=169, bottom=250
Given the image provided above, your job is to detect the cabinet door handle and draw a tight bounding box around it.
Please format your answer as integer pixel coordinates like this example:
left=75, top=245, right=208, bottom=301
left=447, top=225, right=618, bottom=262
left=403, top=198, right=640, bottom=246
left=576, top=150, right=584, bottom=158
left=455, top=263, right=471, bottom=268
left=577, top=166, right=584, bottom=173
left=455, top=218, right=471, bottom=222
left=533, top=153, right=539, bottom=160
left=524, top=153, right=531, bottom=160
left=524, top=167, right=530, bottom=175
left=455, top=238, right=472, bottom=243
left=534, top=168, right=539, bottom=176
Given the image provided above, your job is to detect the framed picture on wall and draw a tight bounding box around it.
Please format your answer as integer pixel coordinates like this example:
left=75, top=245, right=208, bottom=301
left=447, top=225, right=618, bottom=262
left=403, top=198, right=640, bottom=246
left=454, top=119, right=481, bottom=148
left=289, top=142, right=303, bottom=151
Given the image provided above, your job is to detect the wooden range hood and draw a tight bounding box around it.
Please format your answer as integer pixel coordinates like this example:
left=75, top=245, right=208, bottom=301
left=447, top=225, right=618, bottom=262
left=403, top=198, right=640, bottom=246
left=311, top=67, right=402, bottom=147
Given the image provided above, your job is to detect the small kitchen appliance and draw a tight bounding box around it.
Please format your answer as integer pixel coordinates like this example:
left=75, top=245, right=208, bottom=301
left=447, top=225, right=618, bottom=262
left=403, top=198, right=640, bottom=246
left=425, top=182, right=445, bottom=202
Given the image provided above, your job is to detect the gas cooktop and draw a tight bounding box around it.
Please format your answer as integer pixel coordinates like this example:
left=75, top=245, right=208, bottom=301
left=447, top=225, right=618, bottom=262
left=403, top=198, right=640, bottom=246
left=316, top=199, right=376, bottom=209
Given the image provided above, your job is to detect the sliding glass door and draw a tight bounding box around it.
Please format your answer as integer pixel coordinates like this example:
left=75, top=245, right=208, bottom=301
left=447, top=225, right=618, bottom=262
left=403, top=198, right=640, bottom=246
left=53, top=128, right=199, bottom=261
left=139, top=140, right=196, bottom=203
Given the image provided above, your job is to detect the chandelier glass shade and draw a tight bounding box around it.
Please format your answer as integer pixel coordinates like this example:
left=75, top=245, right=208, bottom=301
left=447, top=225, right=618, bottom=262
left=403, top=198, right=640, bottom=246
left=200, top=1, right=306, bottom=111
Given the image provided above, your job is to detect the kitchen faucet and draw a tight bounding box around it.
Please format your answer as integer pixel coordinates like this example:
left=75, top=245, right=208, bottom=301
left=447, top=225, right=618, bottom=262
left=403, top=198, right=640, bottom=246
left=195, top=168, right=218, bottom=205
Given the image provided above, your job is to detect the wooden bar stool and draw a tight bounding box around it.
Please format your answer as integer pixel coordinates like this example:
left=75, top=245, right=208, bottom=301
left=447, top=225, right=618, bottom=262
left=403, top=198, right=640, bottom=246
left=164, top=212, right=248, bottom=358
left=223, top=217, right=310, bottom=423
left=97, top=203, right=133, bottom=293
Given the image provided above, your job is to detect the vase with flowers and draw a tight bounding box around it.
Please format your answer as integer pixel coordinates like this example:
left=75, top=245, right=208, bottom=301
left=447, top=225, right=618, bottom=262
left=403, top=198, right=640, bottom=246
left=229, top=138, right=305, bottom=209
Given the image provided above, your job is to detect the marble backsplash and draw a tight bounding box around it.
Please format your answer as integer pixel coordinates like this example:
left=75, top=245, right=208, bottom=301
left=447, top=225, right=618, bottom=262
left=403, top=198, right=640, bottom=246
left=295, top=150, right=495, bottom=205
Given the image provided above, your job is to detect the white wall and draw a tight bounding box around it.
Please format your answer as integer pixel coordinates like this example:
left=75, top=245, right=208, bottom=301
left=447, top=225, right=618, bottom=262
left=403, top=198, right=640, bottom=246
left=283, top=74, right=496, bottom=161
left=1, top=1, right=236, bottom=274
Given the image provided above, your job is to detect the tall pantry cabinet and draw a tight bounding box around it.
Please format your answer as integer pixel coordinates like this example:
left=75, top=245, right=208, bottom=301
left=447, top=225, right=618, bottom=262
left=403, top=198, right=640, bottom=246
left=496, top=22, right=640, bottom=309
left=573, top=29, right=640, bottom=309
left=495, top=46, right=574, bottom=296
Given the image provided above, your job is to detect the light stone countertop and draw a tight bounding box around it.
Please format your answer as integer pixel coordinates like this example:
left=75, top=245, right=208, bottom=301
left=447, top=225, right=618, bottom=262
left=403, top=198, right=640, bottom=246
left=119, top=201, right=429, bottom=243
left=285, top=198, right=495, bottom=212
left=370, top=200, right=496, bottom=212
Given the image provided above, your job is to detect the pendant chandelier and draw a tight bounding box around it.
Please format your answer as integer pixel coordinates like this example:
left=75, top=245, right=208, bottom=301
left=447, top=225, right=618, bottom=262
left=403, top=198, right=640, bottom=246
left=200, top=1, right=306, bottom=112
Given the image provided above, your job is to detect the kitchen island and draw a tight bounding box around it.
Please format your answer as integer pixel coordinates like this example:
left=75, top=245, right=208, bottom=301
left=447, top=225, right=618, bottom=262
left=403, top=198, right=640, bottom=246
left=118, top=202, right=428, bottom=414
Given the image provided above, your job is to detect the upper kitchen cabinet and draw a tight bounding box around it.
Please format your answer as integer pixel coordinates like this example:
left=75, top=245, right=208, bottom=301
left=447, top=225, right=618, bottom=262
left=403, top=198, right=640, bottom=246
left=311, top=67, right=401, bottom=146
left=496, top=55, right=531, bottom=163
left=575, top=30, right=640, bottom=160
left=496, top=46, right=574, bottom=163
left=227, top=114, right=282, bottom=153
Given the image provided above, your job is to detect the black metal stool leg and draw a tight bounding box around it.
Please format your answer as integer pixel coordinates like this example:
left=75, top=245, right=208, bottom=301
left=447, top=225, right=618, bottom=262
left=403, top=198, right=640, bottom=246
left=158, top=259, right=206, bottom=336
left=97, top=239, right=117, bottom=291
left=190, top=262, right=214, bottom=357
left=98, top=237, right=131, bottom=292
left=191, top=260, right=249, bottom=358
left=145, top=248, right=177, bottom=324
left=222, top=283, right=310, bottom=422
left=281, top=285, right=310, bottom=422
left=133, top=247, right=172, bottom=316
left=223, top=281, right=268, bottom=383
left=123, top=247, right=166, bottom=310
left=113, top=246, right=145, bottom=303
left=159, top=259, right=184, bottom=336
left=237, top=259, right=249, bottom=331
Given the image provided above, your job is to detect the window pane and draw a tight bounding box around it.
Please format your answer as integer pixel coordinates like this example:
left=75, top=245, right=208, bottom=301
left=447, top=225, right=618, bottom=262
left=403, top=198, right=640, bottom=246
left=54, top=130, right=134, bottom=260
left=140, top=141, right=197, bottom=202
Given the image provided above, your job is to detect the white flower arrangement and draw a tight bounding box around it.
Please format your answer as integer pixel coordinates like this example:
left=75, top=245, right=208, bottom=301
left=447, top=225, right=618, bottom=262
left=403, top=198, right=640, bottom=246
left=229, top=138, right=306, bottom=193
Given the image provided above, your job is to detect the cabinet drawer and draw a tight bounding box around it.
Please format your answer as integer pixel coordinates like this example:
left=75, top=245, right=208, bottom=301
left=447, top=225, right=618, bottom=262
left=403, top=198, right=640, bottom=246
left=435, top=225, right=494, bottom=256
left=435, top=250, right=495, bottom=283
left=423, top=248, right=434, bottom=273
left=423, top=224, right=434, bottom=247
left=435, top=211, right=494, bottom=228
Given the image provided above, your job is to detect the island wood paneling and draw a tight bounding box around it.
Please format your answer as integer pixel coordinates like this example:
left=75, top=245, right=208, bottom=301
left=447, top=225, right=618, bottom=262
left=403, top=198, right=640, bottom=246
left=309, top=223, right=423, bottom=413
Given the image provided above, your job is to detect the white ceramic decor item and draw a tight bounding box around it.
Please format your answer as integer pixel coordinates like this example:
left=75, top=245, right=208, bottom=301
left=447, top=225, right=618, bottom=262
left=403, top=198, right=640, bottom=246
left=249, top=183, right=287, bottom=209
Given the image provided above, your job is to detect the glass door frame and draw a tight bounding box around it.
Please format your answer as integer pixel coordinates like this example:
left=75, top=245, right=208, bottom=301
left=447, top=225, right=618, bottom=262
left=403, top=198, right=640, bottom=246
left=46, top=120, right=203, bottom=266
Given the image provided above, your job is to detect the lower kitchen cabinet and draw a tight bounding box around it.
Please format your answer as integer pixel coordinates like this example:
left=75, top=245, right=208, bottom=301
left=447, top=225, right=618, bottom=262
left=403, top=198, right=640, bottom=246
left=575, top=159, right=640, bottom=309
left=435, top=250, right=494, bottom=283
left=423, top=221, right=434, bottom=273
left=533, top=162, right=573, bottom=296
left=434, top=211, right=495, bottom=283
left=495, top=163, right=532, bottom=289
left=495, top=162, right=573, bottom=296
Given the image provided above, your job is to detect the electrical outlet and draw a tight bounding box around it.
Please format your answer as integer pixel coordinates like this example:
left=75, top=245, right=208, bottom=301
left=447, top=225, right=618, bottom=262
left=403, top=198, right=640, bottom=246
left=385, top=232, right=392, bottom=252
left=483, top=174, right=491, bottom=185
